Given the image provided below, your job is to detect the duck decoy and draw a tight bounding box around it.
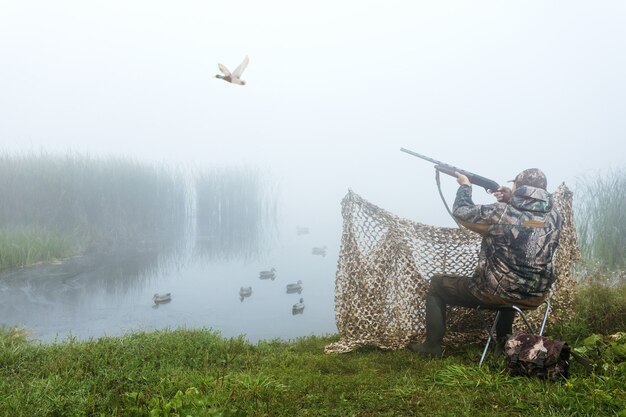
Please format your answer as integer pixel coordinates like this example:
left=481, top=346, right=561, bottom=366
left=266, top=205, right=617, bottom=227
left=292, top=298, right=305, bottom=315
left=286, top=280, right=303, bottom=294
left=239, top=286, right=252, bottom=302
left=312, top=246, right=327, bottom=257
left=153, top=293, right=172, bottom=304
left=215, top=55, right=249, bottom=85
left=259, top=267, right=276, bottom=280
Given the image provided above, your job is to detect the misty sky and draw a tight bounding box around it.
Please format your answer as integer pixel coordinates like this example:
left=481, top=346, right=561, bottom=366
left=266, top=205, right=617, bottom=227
left=1, top=1, right=625, bottom=229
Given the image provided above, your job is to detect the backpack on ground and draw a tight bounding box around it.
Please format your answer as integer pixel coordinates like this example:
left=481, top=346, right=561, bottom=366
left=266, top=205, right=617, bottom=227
left=504, top=333, right=571, bottom=380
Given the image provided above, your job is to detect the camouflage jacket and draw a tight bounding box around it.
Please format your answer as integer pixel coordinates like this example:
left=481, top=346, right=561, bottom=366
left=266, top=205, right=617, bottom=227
left=453, top=184, right=563, bottom=305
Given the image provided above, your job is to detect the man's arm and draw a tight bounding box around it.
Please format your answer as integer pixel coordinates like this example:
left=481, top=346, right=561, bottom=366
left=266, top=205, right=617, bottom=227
left=452, top=173, right=506, bottom=235
left=457, top=172, right=512, bottom=202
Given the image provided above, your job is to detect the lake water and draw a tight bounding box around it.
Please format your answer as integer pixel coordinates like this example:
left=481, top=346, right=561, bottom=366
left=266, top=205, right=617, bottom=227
left=0, top=219, right=340, bottom=344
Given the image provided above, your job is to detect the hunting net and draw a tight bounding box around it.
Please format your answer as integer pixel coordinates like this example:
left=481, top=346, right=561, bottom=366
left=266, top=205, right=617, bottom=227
left=324, top=183, right=579, bottom=354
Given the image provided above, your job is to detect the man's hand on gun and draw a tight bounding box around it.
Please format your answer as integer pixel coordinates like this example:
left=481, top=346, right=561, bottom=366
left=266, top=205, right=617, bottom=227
left=493, top=186, right=512, bottom=203
left=455, top=172, right=512, bottom=203
left=454, top=172, right=471, bottom=186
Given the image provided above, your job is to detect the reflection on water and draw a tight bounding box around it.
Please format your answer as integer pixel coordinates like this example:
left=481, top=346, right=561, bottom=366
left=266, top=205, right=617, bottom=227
left=296, top=226, right=310, bottom=236
left=0, top=219, right=338, bottom=343
left=193, top=167, right=277, bottom=262
left=0, top=166, right=338, bottom=343
left=151, top=301, right=170, bottom=309
left=312, top=246, right=327, bottom=257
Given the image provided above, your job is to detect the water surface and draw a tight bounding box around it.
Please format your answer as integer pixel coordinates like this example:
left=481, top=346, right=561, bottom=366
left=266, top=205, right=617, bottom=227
left=0, top=222, right=339, bottom=343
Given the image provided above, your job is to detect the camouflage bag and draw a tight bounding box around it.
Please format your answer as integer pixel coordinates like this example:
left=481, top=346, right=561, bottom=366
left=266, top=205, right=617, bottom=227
left=504, top=333, right=571, bottom=380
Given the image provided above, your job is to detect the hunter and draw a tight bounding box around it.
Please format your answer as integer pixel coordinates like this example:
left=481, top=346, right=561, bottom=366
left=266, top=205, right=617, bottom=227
left=409, top=168, right=563, bottom=357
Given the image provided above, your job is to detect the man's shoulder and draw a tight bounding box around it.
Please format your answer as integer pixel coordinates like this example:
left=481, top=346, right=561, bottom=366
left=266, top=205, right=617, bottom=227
left=547, top=205, right=563, bottom=225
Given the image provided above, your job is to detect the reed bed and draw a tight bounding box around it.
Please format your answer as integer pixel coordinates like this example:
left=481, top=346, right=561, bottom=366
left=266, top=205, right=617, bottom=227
left=0, top=151, right=187, bottom=269
left=194, top=166, right=278, bottom=261
left=575, top=168, right=626, bottom=272
left=0, top=151, right=278, bottom=270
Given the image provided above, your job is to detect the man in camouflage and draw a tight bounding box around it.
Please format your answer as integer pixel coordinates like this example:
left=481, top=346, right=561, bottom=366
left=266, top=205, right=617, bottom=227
left=409, top=168, right=563, bottom=357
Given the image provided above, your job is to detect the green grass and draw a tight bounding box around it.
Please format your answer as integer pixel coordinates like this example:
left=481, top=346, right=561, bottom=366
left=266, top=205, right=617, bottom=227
left=552, top=282, right=626, bottom=345
left=0, top=270, right=624, bottom=417
left=0, top=330, right=622, bottom=416
left=0, top=227, right=76, bottom=270
left=1, top=291, right=624, bottom=416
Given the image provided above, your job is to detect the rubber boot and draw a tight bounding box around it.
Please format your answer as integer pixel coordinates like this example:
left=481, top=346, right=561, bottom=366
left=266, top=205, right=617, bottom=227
left=495, top=310, right=515, bottom=339
left=408, top=295, right=445, bottom=357
left=494, top=310, right=515, bottom=358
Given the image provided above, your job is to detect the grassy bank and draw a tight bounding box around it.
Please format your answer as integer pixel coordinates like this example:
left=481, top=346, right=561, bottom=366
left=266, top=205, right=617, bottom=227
left=0, top=227, right=75, bottom=270
left=1, top=284, right=624, bottom=416
left=0, top=330, right=623, bottom=416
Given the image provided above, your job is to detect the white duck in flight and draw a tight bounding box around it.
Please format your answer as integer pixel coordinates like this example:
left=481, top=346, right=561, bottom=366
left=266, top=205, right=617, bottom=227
left=215, top=55, right=249, bottom=85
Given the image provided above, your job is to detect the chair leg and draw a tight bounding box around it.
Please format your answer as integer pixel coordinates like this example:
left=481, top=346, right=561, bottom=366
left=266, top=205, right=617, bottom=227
left=478, top=308, right=501, bottom=367
left=538, top=300, right=550, bottom=336
left=511, top=306, right=535, bottom=334
left=477, top=301, right=551, bottom=367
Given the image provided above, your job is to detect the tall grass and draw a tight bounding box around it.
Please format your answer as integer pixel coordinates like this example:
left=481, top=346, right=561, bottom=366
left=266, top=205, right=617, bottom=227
left=553, top=282, right=626, bottom=343
left=0, top=151, right=187, bottom=242
left=0, top=227, right=74, bottom=269
left=575, top=168, right=626, bottom=272
left=0, top=321, right=623, bottom=416
left=194, top=167, right=278, bottom=261
left=0, top=151, right=188, bottom=269
left=0, top=151, right=278, bottom=270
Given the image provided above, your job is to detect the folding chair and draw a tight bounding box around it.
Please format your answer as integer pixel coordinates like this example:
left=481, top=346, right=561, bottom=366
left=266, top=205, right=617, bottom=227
left=475, top=300, right=550, bottom=367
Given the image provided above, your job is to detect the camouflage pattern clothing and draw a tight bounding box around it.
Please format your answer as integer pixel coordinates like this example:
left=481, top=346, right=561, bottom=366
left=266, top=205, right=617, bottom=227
left=453, top=184, right=563, bottom=307
left=504, top=333, right=570, bottom=380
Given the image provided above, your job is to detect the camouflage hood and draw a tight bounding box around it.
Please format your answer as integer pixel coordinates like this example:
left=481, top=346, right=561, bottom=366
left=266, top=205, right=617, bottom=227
left=510, top=185, right=554, bottom=214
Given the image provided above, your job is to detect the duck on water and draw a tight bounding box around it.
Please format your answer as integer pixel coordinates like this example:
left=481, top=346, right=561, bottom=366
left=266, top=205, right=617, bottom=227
left=153, top=293, right=171, bottom=304
left=239, top=286, right=252, bottom=301
left=259, top=267, right=276, bottom=280
left=292, top=298, right=305, bottom=315
left=286, top=280, right=303, bottom=294
left=312, top=246, right=327, bottom=257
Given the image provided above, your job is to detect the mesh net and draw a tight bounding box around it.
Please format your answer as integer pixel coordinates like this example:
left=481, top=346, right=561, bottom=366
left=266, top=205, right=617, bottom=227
left=324, top=183, right=579, bottom=354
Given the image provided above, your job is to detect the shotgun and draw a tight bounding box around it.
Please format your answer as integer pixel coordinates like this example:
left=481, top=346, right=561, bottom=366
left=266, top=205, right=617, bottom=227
left=400, top=147, right=500, bottom=193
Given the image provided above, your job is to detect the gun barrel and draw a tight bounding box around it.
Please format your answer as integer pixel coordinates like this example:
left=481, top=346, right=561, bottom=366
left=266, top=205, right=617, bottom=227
left=401, top=147, right=464, bottom=174
left=400, top=148, right=445, bottom=166
left=401, top=147, right=500, bottom=192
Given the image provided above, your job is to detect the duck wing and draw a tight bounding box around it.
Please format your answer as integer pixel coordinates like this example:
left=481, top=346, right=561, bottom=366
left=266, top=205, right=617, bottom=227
left=231, top=55, right=249, bottom=78
left=218, top=63, right=231, bottom=76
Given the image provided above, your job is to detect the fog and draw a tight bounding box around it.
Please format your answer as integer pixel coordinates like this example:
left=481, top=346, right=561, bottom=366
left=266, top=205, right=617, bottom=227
left=2, top=0, right=625, bottom=228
